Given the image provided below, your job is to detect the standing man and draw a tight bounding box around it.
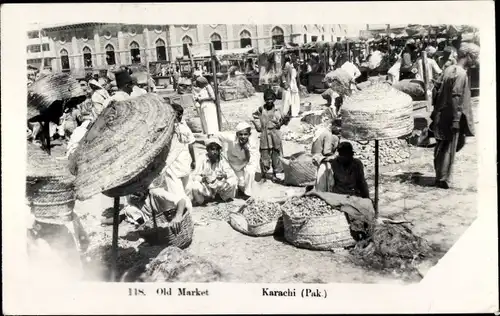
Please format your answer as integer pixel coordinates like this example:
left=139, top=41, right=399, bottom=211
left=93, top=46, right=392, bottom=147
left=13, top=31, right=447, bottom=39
left=431, top=43, right=478, bottom=189
left=215, top=122, right=259, bottom=200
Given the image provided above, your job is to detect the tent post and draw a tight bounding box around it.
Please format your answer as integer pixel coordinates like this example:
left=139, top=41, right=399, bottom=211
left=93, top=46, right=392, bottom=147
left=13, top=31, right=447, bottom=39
left=374, top=140, right=379, bottom=218
left=110, top=196, right=120, bottom=281
left=210, top=43, right=223, bottom=131
left=421, top=51, right=431, bottom=112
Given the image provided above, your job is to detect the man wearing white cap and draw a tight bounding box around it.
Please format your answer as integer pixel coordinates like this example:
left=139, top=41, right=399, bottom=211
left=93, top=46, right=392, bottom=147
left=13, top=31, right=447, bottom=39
left=189, top=138, right=237, bottom=205
left=215, top=122, right=259, bottom=199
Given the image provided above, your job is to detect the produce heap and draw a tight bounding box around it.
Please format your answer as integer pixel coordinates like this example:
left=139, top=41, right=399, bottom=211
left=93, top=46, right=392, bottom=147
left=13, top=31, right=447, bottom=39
left=218, top=74, right=256, bottom=100
left=283, top=196, right=338, bottom=217
left=351, top=139, right=411, bottom=170
left=242, top=200, right=284, bottom=226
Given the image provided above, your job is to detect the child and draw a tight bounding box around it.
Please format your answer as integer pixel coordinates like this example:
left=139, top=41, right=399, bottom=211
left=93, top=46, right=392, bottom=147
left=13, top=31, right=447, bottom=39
left=252, top=88, right=290, bottom=183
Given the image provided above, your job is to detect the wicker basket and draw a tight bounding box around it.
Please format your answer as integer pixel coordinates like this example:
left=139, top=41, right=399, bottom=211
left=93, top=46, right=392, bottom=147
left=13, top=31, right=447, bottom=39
left=27, top=141, right=72, bottom=180
left=228, top=199, right=285, bottom=237
left=283, top=208, right=355, bottom=251
left=26, top=177, right=75, bottom=225
left=137, top=208, right=194, bottom=248
left=341, top=82, right=414, bottom=141
left=392, top=79, right=426, bottom=101
left=73, top=94, right=176, bottom=200
left=280, top=152, right=317, bottom=187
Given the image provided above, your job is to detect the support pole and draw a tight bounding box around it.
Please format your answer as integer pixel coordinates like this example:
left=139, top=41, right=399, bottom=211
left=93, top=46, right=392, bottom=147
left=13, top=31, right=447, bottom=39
left=421, top=51, right=431, bottom=112
left=374, top=139, right=379, bottom=218
left=110, top=196, right=120, bottom=281
left=144, top=48, right=151, bottom=92
left=210, top=43, right=223, bottom=131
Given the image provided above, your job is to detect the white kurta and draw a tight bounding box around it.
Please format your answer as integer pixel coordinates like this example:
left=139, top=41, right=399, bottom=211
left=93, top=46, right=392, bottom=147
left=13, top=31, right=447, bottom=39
left=289, top=67, right=300, bottom=117
left=195, top=85, right=219, bottom=135
left=163, top=121, right=196, bottom=198
left=216, top=131, right=259, bottom=196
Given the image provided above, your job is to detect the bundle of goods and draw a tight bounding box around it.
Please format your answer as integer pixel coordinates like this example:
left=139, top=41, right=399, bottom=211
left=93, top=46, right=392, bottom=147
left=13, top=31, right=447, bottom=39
left=341, top=82, right=414, bottom=141
left=392, top=79, right=426, bottom=101
left=282, top=196, right=356, bottom=251
left=26, top=141, right=76, bottom=225
left=280, top=152, right=317, bottom=187
left=71, top=93, right=176, bottom=200
left=122, top=246, right=227, bottom=282
left=258, top=51, right=282, bottom=86
left=367, top=50, right=384, bottom=70
left=321, top=88, right=340, bottom=106
left=229, top=198, right=285, bottom=237
left=218, top=74, right=256, bottom=101
left=323, top=68, right=352, bottom=97
left=136, top=208, right=194, bottom=248
left=349, top=220, right=433, bottom=272
left=350, top=139, right=411, bottom=170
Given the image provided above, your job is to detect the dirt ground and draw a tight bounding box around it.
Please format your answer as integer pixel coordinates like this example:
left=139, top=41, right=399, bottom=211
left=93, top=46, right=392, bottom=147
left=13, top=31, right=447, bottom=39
left=75, top=92, right=479, bottom=284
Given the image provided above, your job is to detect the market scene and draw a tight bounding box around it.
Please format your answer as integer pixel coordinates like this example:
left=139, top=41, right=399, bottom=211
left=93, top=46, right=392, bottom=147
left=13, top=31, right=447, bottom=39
left=26, top=23, right=481, bottom=284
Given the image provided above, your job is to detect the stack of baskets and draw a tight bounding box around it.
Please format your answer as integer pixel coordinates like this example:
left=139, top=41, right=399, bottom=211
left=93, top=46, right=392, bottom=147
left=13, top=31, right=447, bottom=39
left=341, top=82, right=414, bottom=141
left=26, top=141, right=76, bottom=225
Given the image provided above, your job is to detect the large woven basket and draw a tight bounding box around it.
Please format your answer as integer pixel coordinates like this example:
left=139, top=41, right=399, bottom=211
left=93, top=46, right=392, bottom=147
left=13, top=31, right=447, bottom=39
left=27, top=73, right=86, bottom=119
left=26, top=177, right=75, bottom=225
left=341, top=82, right=414, bottom=141
left=283, top=208, right=355, bottom=251
left=137, top=208, right=194, bottom=248
left=228, top=199, right=285, bottom=237
left=27, top=141, right=72, bottom=180
left=72, top=93, right=176, bottom=200
left=280, top=152, right=317, bottom=187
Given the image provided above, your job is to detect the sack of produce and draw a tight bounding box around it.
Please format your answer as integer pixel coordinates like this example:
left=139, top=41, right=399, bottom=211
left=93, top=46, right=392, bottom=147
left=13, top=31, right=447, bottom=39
left=121, top=246, right=227, bottom=282
left=280, top=152, right=317, bottom=187
left=219, top=86, right=238, bottom=101
left=367, top=51, right=384, bottom=70
left=323, top=68, right=352, bottom=97
left=219, top=74, right=256, bottom=100
left=137, top=208, right=194, bottom=248
left=392, top=79, right=426, bottom=101
left=229, top=198, right=285, bottom=237
left=282, top=196, right=356, bottom=251
left=186, top=117, right=203, bottom=133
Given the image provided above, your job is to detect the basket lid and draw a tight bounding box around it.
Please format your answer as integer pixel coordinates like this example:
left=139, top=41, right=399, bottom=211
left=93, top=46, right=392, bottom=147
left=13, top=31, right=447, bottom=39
left=72, top=93, right=176, bottom=200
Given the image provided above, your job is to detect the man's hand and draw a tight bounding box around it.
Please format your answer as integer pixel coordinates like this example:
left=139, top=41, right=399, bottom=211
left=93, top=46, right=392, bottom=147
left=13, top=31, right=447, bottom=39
left=170, top=215, right=182, bottom=234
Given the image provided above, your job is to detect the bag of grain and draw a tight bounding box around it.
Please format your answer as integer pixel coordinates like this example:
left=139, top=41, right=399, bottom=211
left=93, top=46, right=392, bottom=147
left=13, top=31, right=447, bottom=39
left=392, top=79, right=426, bottom=101
left=228, top=198, right=286, bottom=237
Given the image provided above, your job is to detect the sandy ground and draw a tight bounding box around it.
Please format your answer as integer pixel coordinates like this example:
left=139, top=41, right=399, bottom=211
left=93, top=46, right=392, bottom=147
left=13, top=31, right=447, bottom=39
left=73, top=92, right=478, bottom=284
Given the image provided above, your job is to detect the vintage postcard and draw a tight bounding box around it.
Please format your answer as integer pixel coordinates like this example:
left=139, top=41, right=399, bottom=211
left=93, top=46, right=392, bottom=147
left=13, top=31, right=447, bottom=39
left=1, top=2, right=497, bottom=314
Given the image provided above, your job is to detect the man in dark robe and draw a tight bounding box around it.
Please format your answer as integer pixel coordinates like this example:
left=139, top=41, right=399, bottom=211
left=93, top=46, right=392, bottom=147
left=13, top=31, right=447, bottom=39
left=430, top=42, right=478, bottom=189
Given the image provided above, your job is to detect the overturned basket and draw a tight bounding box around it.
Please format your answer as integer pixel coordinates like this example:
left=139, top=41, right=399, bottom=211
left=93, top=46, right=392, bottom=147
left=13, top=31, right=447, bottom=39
left=137, top=208, right=194, bottom=248
left=283, top=207, right=355, bottom=251
left=229, top=198, right=285, bottom=237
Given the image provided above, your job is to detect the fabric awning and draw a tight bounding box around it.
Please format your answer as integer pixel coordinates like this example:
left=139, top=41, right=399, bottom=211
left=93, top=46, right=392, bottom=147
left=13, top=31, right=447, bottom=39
left=192, top=47, right=257, bottom=58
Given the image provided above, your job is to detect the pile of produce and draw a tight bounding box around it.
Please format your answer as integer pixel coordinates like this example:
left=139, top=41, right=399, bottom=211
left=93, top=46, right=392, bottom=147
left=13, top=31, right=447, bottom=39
left=283, top=196, right=338, bottom=217
left=351, top=139, right=411, bottom=170
left=124, top=246, right=227, bottom=282
left=282, top=123, right=316, bottom=144
left=219, top=74, right=256, bottom=101
left=241, top=199, right=285, bottom=226
left=349, top=221, right=433, bottom=273
left=201, top=203, right=236, bottom=222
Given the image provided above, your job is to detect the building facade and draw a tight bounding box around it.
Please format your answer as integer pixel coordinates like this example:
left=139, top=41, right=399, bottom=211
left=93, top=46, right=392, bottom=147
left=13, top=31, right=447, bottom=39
left=28, top=23, right=350, bottom=78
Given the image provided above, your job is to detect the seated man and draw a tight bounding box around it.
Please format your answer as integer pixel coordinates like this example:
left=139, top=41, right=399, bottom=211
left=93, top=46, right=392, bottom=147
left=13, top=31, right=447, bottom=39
left=311, top=122, right=341, bottom=192
left=189, top=138, right=238, bottom=205
left=314, top=141, right=370, bottom=199
left=215, top=122, right=259, bottom=200
left=123, top=188, right=191, bottom=234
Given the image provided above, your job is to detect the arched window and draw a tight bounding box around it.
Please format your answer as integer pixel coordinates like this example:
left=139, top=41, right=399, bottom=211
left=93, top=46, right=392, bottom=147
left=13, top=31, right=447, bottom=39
left=83, top=46, right=93, bottom=68
left=240, top=30, right=252, bottom=48
left=60, top=49, right=70, bottom=71
left=130, top=41, right=141, bottom=63
left=210, top=33, right=222, bottom=51
left=271, top=26, right=284, bottom=48
left=156, top=39, right=167, bottom=61
left=105, top=44, right=116, bottom=65
left=182, top=36, right=193, bottom=56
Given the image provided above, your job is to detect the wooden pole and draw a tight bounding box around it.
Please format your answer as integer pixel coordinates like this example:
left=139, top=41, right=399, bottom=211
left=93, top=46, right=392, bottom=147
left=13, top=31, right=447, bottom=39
left=421, top=51, right=431, bottom=112
left=374, top=139, right=379, bottom=218
left=110, top=196, right=120, bottom=281
left=210, top=43, right=223, bottom=131
left=144, top=48, right=151, bottom=92
left=39, top=26, right=45, bottom=72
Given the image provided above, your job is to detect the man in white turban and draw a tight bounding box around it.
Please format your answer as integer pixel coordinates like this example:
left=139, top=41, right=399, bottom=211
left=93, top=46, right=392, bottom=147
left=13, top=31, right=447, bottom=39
left=215, top=122, right=259, bottom=199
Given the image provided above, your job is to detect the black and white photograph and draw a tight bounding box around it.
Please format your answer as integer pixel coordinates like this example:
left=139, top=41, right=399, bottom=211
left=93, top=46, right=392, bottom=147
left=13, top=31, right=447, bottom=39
left=2, top=2, right=497, bottom=314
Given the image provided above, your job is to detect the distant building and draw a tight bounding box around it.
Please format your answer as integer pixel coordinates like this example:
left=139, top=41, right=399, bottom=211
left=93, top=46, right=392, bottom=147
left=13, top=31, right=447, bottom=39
left=28, top=23, right=350, bottom=79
